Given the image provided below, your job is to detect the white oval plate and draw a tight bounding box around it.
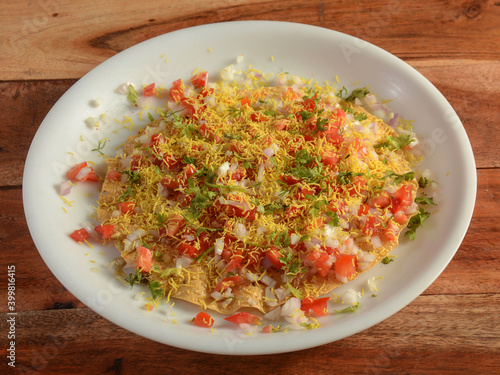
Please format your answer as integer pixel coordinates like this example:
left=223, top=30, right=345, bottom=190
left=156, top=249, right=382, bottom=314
left=23, top=21, right=476, bottom=355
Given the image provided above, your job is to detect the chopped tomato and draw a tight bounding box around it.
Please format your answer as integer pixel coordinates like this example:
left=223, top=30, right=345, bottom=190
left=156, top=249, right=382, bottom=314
left=250, top=112, right=268, bottom=123
left=66, top=162, right=99, bottom=182
left=362, top=216, right=380, bottom=236
left=358, top=203, right=370, bottom=216
left=371, top=192, right=392, bottom=208
left=224, top=251, right=243, bottom=272
left=137, top=246, right=152, bottom=272
left=177, top=243, right=201, bottom=258
left=107, top=169, right=121, bottom=181
left=275, top=119, right=291, bottom=131
left=265, top=247, right=283, bottom=269
left=391, top=185, right=413, bottom=213
left=224, top=312, right=261, bottom=325
left=280, top=174, right=300, bottom=185
left=165, top=214, right=185, bottom=236
left=302, top=98, right=317, bottom=112
left=285, top=205, right=303, bottom=219
left=130, top=154, right=143, bottom=171
left=162, top=153, right=181, bottom=170
left=161, top=175, right=179, bottom=190
left=70, top=228, right=90, bottom=242
left=192, top=311, right=214, bottom=328
left=142, top=83, right=156, bottom=97
left=262, top=325, right=273, bottom=333
left=322, top=152, right=338, bottom=166
left=240, top=97, right=251, bottom=107
left=191, top=71, right=208, bottom=89
left=177, top=164, right=196, bottom=187
left=216, top=275, right=243, bottom=292
left=315, top=253, right=332, bottom=277
left=334, top=255, right=357, bottom=278
left=394, top=210, right=408, bottom=224
left=382, top=221, right=399, bottom=242
left=150, top=133, right=165, bottom=149
left=118, top=201, right=135, bottom=214
left=169, top=78, right=185, bottom=102
left=94, top=224, right=114, bottom=240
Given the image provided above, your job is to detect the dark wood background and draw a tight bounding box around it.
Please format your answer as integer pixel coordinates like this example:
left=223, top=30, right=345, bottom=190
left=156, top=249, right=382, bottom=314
left=1, top=1, right=499, bottom=373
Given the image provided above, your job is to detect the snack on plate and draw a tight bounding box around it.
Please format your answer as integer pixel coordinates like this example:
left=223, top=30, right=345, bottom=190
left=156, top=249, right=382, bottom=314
left=96, top=69, right=423, bottom=316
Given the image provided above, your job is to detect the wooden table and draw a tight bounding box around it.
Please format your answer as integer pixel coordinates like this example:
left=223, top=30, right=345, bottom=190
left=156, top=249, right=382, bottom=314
left=1, top=1, right=499, bottom=373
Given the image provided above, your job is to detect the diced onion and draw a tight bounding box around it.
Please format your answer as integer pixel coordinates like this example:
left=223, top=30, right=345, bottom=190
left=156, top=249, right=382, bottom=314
left=176, top=256, right=192, bottom=269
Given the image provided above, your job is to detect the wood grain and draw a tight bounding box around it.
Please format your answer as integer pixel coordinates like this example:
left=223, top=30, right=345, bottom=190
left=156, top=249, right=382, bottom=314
left=1, top=0, right=499, bottom=373
left=1, top=0, right=499, bottom=80
left=0, top=294, right=498, bottom=374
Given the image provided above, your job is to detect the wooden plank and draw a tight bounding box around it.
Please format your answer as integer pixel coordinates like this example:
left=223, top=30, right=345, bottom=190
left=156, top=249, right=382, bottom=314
left=1, top=169, right=498, bottom=313
left=1, top=0, right=499, bottom=80
left=0, top=80, right=76, bottom=187
left=0, top=294, right=498, bottom=374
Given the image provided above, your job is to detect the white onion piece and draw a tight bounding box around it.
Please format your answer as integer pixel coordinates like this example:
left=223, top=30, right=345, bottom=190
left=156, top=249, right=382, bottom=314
left=126, top=228, right=147, bottom=242
left=263, top=306, right=282, bottom=321
left=214, top=237, right=224, bottom=255
left=261, top=275, right=276, bottom=288
left=183, top=235, right=195, bottom=242
left=217, top=161, right=230, bottom=177
left=336, top=274, right=348, bottom=284
left=239, top=323, right=258, bottom=335
left=111, top=210, right=121, bottom=218
left=370, top=235, right=383, bottom=249
left=210, top=291, right=224, bottom=301
left=75, top=166, right=92, bottom=181
left=342, top=288, right=361, bottom=305
left=244, top=271, right=259, bottom=283
left=81, top=221, right=98, bottom=240
left=290, top=234, right=301, bottom=245
left=405, top=202, right=419, bottom=215
left=257, top=163, right=265, bottom=182
left=280, top=297, right=301, bottom=317
left=263, top=147, right=275, bottom=158
left=264, top=287, right=278, bottom=307
left=176, top=256, right=192, bottom=269
left=274, top=287, right=291, bottom=302
left=59, top=180, right=73, bottom=196
left=366, top=276, right=378, bottom=292
left=233, top=222, right=248, bottom=240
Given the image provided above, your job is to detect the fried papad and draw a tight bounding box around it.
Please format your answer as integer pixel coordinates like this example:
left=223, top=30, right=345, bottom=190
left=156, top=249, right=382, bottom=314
left=97, top=83, right=419, bottom=315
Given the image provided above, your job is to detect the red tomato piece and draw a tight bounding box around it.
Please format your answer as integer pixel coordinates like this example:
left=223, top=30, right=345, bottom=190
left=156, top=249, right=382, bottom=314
left=142, top=83, right=156, bottom=97
left=169, top=79, right=185, bottom=102
left=393, top=210, right=408, bottom=224
left=165, top=214, right=185, bottom=237
left=371, top=192, right=392, bottom=208
left=137, top=246, right=152, bottom=272
left=335, top=255, right=357, bottom=278
left=118, top=201, right=135, bottom=214
left=177, top=243, right=201, bottom=258
left=161, top=175, right=180, bottom=190
left=391, top=185, right=413, bottom=213
left=193, top=311, right=214, bottom=328
left=315, top=253, right=332, bottom=277
left=94, top=224, right=114, bottom=240
left=178, top=164, right=196, bottom=187
left=280, top=174, right=300, bottom=185
left=162, top=153, right=181, bottom=170
left=224, top=312, right=261, bottom=325
left=358, top=203, right=370, bottom=216
left=224, top=251, right=243, bottom=272
left=302, top=98, right=317, bottom=112
left=265, top=247, right=284, bottom=269
left=216, top=275, right=244, bottom=292
left=362, top=216, right=381, bottom=236
left=262, top=325, right=273, bottom=333
left=240, top=97, right=251, bottom=107
left=66, top=162, right=99, bottom=182
left=309, top=297, right=330, bottom=316
left=382, top=221, right=399, bottom=242
left=107, top=169, right=121, bottom=181
left=70, top=228, right=90, bottom=242
left=191, top=71, right=208, bottom=89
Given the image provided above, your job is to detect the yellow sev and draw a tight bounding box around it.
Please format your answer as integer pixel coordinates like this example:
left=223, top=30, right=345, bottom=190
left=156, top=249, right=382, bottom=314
left=97, top=69, right=418, bottom=312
